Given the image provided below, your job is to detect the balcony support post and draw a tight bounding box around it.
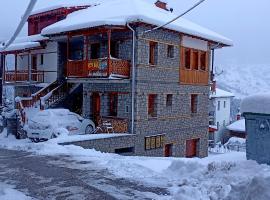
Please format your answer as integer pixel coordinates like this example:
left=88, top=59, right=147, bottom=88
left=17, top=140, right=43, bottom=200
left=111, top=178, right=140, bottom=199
left=107, top=29, right=111, bottom=77
left=15, top=53, right=17, bottom=83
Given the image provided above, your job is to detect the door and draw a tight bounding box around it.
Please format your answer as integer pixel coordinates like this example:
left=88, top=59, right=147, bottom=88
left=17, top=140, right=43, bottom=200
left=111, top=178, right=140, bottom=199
left=92, top=92, right=101, bottom=125
left=32, top=55, right=37, bottom=81
left=186, top=139, right=198, bottom=158
left=164, top=144, right=173, bottom=157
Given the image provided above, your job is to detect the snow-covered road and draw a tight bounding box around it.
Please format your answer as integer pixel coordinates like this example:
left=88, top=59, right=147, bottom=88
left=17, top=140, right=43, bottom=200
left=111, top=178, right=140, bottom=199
left=1, top=133, right=270, bottom=200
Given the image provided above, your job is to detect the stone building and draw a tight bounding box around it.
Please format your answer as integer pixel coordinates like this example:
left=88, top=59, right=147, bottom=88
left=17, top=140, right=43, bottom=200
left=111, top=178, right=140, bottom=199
left=1, top=0, right=232, bottom=158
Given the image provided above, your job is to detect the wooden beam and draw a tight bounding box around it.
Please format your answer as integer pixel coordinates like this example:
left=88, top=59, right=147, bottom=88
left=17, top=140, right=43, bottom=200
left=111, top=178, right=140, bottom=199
left=107, top=29, right=111, bottom=77
left=15, top=54, right=17, bottom=83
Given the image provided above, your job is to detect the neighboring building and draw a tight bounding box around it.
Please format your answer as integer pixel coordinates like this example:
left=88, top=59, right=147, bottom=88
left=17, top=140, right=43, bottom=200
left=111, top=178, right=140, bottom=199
left=209, top=87, right=234, bottom=143
left=226, top=118, right=246, bottom=139
left=0, top=0, right=232, bottom=157
left=241, top=94, right=270, bottom=164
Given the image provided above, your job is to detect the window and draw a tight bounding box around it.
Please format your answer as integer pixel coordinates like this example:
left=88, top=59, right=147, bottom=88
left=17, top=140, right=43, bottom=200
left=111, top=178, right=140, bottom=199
left=115, top=147, right=134, bottom=154
left=217, top=122, right=219, bottom=129
left=167, top=45, right=174, bottom=58
left=166, top=94, right=173, bottom=107
left=145, top=135, right=165, bottom=150
left=109, top=93, right=118, bottom=116
left=192, top=51, right=199, bottom=70
left=90, top=43, right=100, bottom=59
left=111, top=41, right=119, bottom=58
left=223, top=120, right=226, bottom=126
left=149, top=41, right=157, bottom=65
left=224, top=101, right=226, bottom=108
left=148, top=94, right=157, bottom=117
left=40, top=54, right=44, bottom=65
left=200, top=52, right=207, bottom=71
left=191, top=94, right=198, bottom=113
left=184, top=48, right=191, bottom=69
left=217, top=101, right=221, bottom=111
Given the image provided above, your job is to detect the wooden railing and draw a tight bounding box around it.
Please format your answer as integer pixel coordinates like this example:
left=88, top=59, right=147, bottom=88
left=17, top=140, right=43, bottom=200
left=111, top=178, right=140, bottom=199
left=180, top=69, right=209, bottom=85
left=67, top=58, right=130, bottom=78
left=5, top=70, right=45, bottom=83
left=41, top=82, right=68, bottom=109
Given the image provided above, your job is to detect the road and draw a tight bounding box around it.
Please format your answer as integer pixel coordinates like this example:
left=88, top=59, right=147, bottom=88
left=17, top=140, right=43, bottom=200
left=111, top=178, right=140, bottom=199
left=0, top=148, right=169, bottom=200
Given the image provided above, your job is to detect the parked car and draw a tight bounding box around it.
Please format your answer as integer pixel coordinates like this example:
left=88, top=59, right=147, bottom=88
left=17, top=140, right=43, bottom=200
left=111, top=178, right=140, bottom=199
left=25, top=109, right=95, bottom=142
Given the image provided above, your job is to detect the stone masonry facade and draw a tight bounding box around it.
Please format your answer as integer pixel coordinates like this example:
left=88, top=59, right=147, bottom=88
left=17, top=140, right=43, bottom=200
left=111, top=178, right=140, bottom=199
left=76, top=24, right=209, bottom=158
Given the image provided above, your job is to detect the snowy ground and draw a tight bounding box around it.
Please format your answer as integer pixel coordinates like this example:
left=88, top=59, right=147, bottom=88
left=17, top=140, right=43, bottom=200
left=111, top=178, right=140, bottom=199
left=0, top=182, right=32, bottom=200
left=1, top=132, right=270, bottom=200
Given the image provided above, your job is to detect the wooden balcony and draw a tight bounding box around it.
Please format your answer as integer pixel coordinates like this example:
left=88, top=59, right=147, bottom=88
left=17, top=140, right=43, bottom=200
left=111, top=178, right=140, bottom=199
left=4, top=70, right=45, bottom=83
left=67, top=58, right=130, bottom=78
left=180, top=69, right=209, bottom=85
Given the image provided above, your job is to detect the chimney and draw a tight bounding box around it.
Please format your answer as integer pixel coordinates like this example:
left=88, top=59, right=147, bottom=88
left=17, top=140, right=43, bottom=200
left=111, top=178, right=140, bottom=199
left=211, top=80, right=216, bottom=93
left=155, top=0, right=169, bottom=11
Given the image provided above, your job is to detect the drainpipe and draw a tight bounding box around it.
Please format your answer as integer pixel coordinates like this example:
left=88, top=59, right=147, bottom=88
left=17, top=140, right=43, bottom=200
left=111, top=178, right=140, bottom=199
left=127, top=23, right=136, bottom=134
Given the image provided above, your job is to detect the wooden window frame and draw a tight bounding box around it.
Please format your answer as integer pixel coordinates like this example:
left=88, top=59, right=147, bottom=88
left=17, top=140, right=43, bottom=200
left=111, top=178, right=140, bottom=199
left=166, top=94, right=173, bottom=107
left=148, top=94, right=157, bottom=118
left=191, top=94, right=198, bottom=114
left=191, top=50, right=199, bottom=70
left=109, top=92, right=118, bottom=117
left=149, top=41, right=157, bottom=65
left=167, top=45, right=174, bottom=58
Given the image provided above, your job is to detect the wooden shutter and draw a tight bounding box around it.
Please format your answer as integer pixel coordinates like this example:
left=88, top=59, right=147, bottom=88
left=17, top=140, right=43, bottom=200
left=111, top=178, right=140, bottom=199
left=149, top=42, right=156, bottom=65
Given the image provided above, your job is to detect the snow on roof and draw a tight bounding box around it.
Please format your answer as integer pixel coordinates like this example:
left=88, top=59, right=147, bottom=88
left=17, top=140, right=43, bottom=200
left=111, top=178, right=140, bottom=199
left=30, top=3, right=93, bottom=16
left=241, top=93, right=270, bottom=115
left=42, top=0, right=233, bottom=46
left=227, top=119, right=246, bottom=133
left=0, top=34, right=48, bottom=53
left=0, top=42, right=41, bottom=53
left=210, top=88, right=234, bottom=98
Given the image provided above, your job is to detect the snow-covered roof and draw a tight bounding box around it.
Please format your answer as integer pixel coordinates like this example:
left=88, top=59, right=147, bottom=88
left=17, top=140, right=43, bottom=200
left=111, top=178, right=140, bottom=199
left=241, top=94, right=270, bottom=115
left=227, top=119, right=246, bottom=133
left=0, top=42, right=41, bottom=53
left=30, top=3, right=93, bottom=16
left=42, top=0, right=233, bottom=46
left=210, top=88, right=234, bottom=98
left=0, top=34, right=48, bottom=53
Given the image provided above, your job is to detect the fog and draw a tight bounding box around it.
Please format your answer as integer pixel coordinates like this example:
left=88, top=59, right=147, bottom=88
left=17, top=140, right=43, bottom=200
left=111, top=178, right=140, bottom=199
left=0, top=0, right=269, bottom=65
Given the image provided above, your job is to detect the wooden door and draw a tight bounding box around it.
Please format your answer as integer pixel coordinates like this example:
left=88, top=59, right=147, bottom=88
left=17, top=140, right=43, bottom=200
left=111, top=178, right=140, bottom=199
left=92, top=92, right=101, bottom=125
left=164, top=144, right=173, bottom=157
left=186, top=139, right=198, bottom=158
left=32, top=55, right=37, bottom=81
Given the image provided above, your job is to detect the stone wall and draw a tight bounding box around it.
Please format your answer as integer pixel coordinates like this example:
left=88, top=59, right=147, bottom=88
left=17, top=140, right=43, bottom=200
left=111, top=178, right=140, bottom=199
left=60, top=134, right=136, bottom=155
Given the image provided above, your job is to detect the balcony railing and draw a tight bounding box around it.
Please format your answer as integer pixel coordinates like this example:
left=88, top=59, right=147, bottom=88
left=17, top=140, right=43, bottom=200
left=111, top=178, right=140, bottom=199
left=180, top=69, right=209, bottom=85
left=67, top=58, right=130, bottom=78
left=4, top=70, right=45, bottom=83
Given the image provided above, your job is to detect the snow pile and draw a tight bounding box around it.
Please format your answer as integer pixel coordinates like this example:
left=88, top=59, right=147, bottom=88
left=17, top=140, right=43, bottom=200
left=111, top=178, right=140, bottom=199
left=225, top=137, right=246, bottom=152
left=241, top=94, right=270, bottom=115
left=0, top=182, right=32, bottom=200
left=42, top=0, right=232, bottom=46
left=1, top=134, right=270, bottom=200
left=227, top=119, right=246, bottom=132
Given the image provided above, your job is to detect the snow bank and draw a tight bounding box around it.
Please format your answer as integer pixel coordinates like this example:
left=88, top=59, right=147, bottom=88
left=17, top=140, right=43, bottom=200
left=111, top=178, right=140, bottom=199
left=0, top=182, right=32, bottom=200
left=1, top=133, right=270, bottom=200
left=241, top=93, right=270, bottom=115
left=42, top=0, right=232, bottom=46
left=227, top=119, right=246, bottom=132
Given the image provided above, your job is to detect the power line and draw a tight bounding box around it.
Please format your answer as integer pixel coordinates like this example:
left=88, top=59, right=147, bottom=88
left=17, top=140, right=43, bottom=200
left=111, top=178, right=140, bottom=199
left=144, top=0, right=206, bottom=34
left=2, top=0, right=37, bottom=50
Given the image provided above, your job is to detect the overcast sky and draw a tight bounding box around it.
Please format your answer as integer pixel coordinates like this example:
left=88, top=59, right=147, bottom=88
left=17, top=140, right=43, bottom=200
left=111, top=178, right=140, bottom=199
left=0, top=0, right=269, bottom=65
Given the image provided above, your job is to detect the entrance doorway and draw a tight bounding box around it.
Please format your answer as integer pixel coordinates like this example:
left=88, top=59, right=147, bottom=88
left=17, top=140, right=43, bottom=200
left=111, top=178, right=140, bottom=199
left=164, top=144, right=173, bottom=157
left=186, top=139, right=199, bottom=158
left=92, top=92, right=101, bottom=125
left=32, top=55, right=37, bottom=81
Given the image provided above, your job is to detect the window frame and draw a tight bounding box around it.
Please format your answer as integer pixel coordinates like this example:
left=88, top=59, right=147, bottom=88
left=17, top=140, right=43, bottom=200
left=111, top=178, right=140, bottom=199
left=148, top=94, right=157, bottom=118
left=149, top=41, right=157, bottom=65
left=167, top=45, right=174, bottom=59
left=191, top=94, right=198, bottom=114
left=166, top=94, right=173, bottom=107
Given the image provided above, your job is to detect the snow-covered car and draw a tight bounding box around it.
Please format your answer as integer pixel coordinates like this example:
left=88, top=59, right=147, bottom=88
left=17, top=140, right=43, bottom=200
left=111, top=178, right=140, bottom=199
left=25, top=109, right=95, bottom=142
